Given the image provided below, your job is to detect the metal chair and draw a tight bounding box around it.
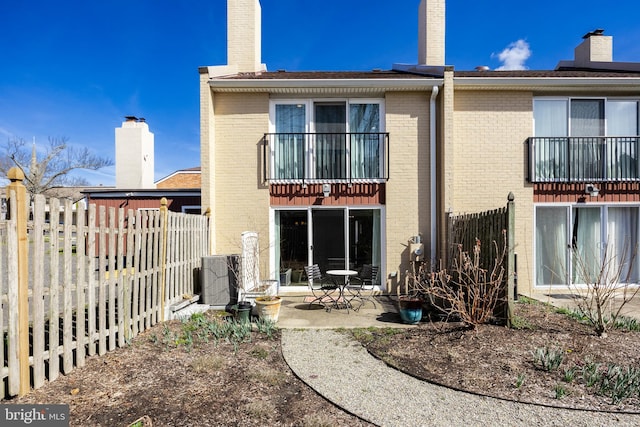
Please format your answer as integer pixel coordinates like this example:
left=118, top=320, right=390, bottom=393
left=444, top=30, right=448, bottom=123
left=304, top=264, right=339, bottom=311
left=347, top=264, right=379, bottom=310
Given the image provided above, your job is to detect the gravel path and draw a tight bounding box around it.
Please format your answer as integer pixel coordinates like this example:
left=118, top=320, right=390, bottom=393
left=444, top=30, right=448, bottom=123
left=281, top=329, right=640, bottom=427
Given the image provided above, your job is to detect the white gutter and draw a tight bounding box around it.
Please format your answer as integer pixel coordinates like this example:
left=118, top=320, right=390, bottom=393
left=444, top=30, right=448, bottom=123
left=208, top=78, right=444, bottom=91
left=430, top=85, right=439, bottom=263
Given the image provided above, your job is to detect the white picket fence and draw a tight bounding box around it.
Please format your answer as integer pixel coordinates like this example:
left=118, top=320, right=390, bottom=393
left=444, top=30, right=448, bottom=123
left=0, top=191, right=211, bottom=399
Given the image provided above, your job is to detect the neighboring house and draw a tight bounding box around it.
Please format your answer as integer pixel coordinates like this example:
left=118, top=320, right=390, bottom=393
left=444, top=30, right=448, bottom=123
left=83, top=188, right=201, bottom=214
left=85, top=118, right=202, bottom=215
left=156, top=167, right=201, bottom=189
left=201, top=0, right=640, bottom=297
left=446, top=31, right=640, bottom=296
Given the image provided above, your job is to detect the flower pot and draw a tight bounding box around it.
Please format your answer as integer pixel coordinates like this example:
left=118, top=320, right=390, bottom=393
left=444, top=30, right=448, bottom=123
left=234, top=301, right=253, bottom=323
left=254, top=296, right=282, bottom=322
left=398, top=297, right=423, bottom=324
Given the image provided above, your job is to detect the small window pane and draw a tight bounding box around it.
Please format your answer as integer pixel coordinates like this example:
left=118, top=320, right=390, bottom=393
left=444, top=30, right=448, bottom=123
left=536, top=206, right=567, bottom=286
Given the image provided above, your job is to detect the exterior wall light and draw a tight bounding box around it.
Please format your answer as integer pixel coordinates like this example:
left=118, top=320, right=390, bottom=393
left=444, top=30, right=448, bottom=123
left=322, top=183, right=331, bottom=198
left=585, top=183, right=600, bottom=197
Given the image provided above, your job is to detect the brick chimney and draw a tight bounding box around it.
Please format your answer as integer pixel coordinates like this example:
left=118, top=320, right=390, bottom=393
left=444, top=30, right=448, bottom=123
left=574, top=29, right=613, bottom=67
left=115, top=117, right=155, bottom=189
left=227, top=0, right=262, bottom=73
left=418, top=0, right=445, bottom=66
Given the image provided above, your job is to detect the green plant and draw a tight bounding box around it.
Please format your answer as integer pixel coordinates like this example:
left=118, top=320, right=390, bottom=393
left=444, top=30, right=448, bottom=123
left=516, top=295, right=538, bottom=305
left=532, top=346, right=564, bottom=371
left=555, top=306, right=589, bottom=323
left=613, top=315, right=640, bottom=332
left=255, top=317, right=278, bottom=339
left=554, top=383, right=567, bottom=399
left=510, top=315, right=534, bottom=330
left=581, top=361, right=603, bottom=387
left=563, top=366, right=577, bottom=383
left=598, top=364, right=640, bottom=404
left=250, top=347, right=270, bottom=359
left=514, top=373, right=525, bottom=389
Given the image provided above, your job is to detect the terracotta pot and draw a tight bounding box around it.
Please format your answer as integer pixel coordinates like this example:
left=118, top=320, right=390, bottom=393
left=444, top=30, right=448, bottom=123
left=254, top=296, right=282, bottom=322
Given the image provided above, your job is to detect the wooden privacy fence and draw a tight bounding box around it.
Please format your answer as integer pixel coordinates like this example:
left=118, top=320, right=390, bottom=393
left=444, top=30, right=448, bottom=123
left=445, top=193, right=516, bottom=324
left=1, top=168, right=211, bottom=398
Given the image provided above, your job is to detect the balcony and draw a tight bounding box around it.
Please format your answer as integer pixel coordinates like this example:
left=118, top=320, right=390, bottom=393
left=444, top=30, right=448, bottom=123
left=528, top=136, right=640, bottom=183
left=263, top=132, right=389, bottom=183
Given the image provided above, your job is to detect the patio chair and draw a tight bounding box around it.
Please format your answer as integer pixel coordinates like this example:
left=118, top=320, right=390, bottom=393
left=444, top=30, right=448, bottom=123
left=346, top=264, right=379, bottom=310
left=304, top=264, right=339, bottom=311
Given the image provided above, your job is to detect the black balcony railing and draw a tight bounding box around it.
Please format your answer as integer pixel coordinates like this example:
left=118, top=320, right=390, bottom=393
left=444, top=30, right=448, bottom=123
left=263, top=132, right=390, bottom=183
left=528, top=136, right=640, bottom=182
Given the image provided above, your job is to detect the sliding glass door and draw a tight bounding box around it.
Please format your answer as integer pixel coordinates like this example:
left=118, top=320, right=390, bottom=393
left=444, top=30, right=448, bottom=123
left=275, top=208, right=382, bottom=287
left=535, top=205, right=640, bottom=287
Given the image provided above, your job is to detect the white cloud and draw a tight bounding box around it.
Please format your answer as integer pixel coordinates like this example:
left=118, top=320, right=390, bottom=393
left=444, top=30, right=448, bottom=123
left=493, top=39, right=531, bottom=71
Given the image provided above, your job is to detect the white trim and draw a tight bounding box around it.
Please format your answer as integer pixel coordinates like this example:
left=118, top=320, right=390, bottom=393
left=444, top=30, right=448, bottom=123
left=429, top=86, right=439, bottom=262
left=271, top=205, right=387, bottom=293
left=210, top=78, right=444, bottom=92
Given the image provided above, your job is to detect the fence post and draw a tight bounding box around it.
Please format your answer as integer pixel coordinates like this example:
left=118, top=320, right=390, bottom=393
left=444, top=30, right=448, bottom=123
left=159, top=197, right=168, bottom=321
left=7, top=167, right=29, bottom=396
left=506, top=192, right=515, bottom=327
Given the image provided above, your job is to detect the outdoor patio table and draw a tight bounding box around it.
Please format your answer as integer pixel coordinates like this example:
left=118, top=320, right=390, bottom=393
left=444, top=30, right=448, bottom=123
left=326, top=269, right=358, bottom=311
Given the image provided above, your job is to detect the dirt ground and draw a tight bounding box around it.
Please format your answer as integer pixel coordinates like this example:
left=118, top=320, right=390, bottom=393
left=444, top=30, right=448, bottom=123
left=356, top=299, right=640, bottom=413
left=8, top=299, right=640, bottom=426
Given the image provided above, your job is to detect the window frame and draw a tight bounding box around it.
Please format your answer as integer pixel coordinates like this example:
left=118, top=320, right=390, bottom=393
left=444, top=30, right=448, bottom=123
left=269, top=98, right=385, bottom=182
left=533, top=202, right=640, bottom=288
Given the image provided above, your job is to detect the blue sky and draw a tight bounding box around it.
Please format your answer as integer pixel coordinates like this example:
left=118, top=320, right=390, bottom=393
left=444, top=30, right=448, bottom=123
left=1, top=0, right=639, bottom=186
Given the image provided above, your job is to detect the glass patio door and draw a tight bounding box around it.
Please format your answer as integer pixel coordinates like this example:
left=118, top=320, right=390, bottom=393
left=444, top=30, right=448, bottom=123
left=275, top=208, right=382, bottom=287
left=311, top=209, right=345, bottom=272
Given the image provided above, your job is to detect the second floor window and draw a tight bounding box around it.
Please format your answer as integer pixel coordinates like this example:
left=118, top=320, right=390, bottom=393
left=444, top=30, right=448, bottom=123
left=270, top=99, right=385, bottom=181
left=532, top=98, right=640, bottom=182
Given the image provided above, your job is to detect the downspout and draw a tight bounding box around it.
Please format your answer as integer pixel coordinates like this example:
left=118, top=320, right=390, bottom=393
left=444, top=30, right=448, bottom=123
left=430, top=85, right=439, bottom=263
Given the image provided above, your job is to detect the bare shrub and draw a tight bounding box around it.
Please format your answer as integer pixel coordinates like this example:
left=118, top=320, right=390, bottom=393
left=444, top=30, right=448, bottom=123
left=568, top=241, right=640, bottom=337
left=409, top=232, right=507, bottom=327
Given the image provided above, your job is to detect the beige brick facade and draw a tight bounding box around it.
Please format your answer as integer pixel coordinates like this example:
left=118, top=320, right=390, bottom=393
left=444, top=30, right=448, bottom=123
left=200, top=0, right=640, bottom=301
left=450, top=89, right=534, bottom=295
left=418, top=0, right=445, bottom=66
left=227, top=0, right=262, bottom=73
left=385, top=91, right=431, bottom=291
left=211, top=92, right=271, bottom=274
left=200, top=85, right=435, bottom=290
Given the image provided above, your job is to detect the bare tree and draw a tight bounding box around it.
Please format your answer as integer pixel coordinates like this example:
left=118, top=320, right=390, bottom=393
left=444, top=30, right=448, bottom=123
left=568, top=241, right=640, bottom=337
left=0, top=137, right=113, bottom=199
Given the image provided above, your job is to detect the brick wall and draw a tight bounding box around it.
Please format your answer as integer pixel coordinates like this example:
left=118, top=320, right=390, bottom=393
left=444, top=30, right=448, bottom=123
left=385, top=91, right=431, bottom=291
left=213, top=92, right=271, bottom=273
left=451, top=89, right=534, bottom=295
left=156, top=172, right=201, bottom=189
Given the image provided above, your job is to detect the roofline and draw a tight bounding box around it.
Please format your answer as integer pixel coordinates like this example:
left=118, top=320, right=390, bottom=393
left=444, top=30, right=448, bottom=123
left=83, top=189, right=201, bottom=198
left=453, top=76, right=640, bottom=90
left=207, top=78, right=444, bottom=92
left=155, top=169, right=201, bottom=185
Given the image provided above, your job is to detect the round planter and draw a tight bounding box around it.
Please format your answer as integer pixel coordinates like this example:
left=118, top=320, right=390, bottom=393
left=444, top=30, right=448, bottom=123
left=254, top=296, right=282, bottom=322
left=398, top=297, right=423, bottom=324
left=234, top=301, right=253, bottom=323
